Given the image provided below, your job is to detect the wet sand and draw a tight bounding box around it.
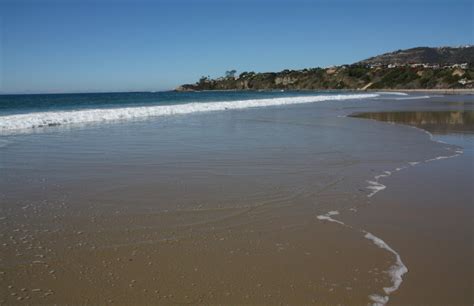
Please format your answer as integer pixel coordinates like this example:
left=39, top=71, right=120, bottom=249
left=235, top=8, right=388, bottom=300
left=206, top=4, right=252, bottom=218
left=344, top=145, right=473, bottom=304
left=1, top=94, right=473, bottom=304
left=347, top=111, right=473, bottom=304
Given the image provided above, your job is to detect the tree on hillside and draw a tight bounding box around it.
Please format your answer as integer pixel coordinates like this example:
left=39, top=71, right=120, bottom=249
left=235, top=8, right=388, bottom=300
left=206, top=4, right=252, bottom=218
left=198, top=76, right=210, bottom=84
left=225, top=70, right=237, bottom=78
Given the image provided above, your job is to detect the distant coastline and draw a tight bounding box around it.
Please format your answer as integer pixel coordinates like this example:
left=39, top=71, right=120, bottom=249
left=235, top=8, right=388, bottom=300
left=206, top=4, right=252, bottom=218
left=175, top=88, right=474, bottom=95
left=177, top=46, right=474, bottom=92
left=366, top=88, right=474, bottom=94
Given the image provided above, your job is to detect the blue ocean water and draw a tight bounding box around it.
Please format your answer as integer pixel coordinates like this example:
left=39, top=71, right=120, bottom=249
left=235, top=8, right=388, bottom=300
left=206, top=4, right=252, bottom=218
left=0, top=90, right=345, bottom=115
left=0, top=90, right=377, bottom=134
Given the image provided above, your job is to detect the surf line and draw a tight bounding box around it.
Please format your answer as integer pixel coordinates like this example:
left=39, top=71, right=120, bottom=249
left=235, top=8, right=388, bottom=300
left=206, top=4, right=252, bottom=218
left=331, top=115, right=464, bottom=303
left=0, top=94, right=379, bottom=135
left=316, top=211, right=407, bottom=305
left=366, top=125, right=464, bottom=198
left=365, top=147, right=463, bottom=198
left=346, top=114, right=464, bottom=198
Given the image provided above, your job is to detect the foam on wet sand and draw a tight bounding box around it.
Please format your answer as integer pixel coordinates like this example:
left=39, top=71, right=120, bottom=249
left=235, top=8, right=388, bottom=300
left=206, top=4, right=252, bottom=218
left=315, top=210, right=408, bottom=306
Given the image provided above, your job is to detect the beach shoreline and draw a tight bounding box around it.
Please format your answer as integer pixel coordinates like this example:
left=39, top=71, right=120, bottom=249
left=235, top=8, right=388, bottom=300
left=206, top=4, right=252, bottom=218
left=174, top=88, right=474, bottom=95
left=341, top=132, right=473, bottom=304
left=343, top=110, right=473, bottom=304
left=0, top=93, right=472, bottom=304
left=365, top=88, right=474, bottom=94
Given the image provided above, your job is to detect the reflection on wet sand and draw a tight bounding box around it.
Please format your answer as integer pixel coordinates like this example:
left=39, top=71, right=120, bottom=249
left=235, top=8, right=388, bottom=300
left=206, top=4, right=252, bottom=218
left=351, top=111, right=474, bottom=134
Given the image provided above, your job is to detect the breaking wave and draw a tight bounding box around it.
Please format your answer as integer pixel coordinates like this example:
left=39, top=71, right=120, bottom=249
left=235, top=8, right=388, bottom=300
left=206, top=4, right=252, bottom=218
left=376, top=92, right=408, bottom=96
left=0, top=94, right=378, bottom=134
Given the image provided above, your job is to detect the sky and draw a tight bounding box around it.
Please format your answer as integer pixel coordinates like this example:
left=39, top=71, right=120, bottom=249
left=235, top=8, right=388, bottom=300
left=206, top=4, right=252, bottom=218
left=1, top=0, right=472, bottom=94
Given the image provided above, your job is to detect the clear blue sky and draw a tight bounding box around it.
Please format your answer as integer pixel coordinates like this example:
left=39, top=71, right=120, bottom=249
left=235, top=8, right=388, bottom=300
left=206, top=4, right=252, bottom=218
left=1, top=0, right=472, bottom=94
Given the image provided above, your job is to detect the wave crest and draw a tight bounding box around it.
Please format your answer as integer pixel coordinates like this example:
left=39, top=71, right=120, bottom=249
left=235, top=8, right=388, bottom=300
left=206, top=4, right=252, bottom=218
left=0, top=94, right=378, bottom=134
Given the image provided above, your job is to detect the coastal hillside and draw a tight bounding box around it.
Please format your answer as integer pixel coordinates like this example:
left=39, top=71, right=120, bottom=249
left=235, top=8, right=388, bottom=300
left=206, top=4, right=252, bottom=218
left=177, top=46, right=474, bottom=91
left=358, top=46, right=474, bottom=66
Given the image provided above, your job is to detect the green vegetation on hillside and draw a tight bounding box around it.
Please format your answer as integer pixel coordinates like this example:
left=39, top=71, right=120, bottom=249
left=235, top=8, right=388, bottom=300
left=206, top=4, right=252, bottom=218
left=176, top=46, right=474, bottom=91
left=177, top=65, right=473, bottom=91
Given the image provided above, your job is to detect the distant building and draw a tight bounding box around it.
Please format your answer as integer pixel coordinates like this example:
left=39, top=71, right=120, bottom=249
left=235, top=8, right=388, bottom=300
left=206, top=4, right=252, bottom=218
left=326, top=67, right=337, bottom=75
left=369, top=63, right=383, bottom=69
left=450, top=63, right=468, bottom=69
left=458, top=78, right=473, bottom=85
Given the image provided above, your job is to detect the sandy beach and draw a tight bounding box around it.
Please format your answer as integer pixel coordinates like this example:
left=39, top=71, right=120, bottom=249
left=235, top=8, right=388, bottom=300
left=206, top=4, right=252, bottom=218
left=0, top=92, right=472, bottom=304
left=3, top=0, right=473, bottom=304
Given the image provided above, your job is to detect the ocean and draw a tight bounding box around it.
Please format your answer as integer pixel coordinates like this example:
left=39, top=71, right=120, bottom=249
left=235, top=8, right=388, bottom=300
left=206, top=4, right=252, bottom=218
left=0, top=91, right=376, bottom=133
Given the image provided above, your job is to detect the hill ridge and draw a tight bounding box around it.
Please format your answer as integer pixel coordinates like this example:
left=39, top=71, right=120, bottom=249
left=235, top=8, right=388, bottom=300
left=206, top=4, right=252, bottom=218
left=177, top=46, right=474, bottom=91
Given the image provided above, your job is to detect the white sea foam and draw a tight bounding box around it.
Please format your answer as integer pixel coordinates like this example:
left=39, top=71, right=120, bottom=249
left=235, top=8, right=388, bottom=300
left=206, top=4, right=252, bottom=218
left=368, top=147, right=463, bottom=198
left=352, top=109, right=465, bottom=303
left=416, top=128, right=464, bottom=158
left=425, top=153, right=461, bottom=162
left=427, top=132, right=448, bottom=144
left=365, top=232, right=408, bottom=305
left=374, top=171, right=392, bottom=180
left=364, top=122, right=464, bottom=199
left=316, top=210, right=408, bottom=305
left=0, top=94, right=378, bottom=134
left=316, top=210, right=345, bottom=225
left=376, top=92, right=408, bottom=96
left=425, top=155, right=450, bottom=162
left=367, top=180, right=387, bottom=197
left=369, top=294, right=389, bottom=305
